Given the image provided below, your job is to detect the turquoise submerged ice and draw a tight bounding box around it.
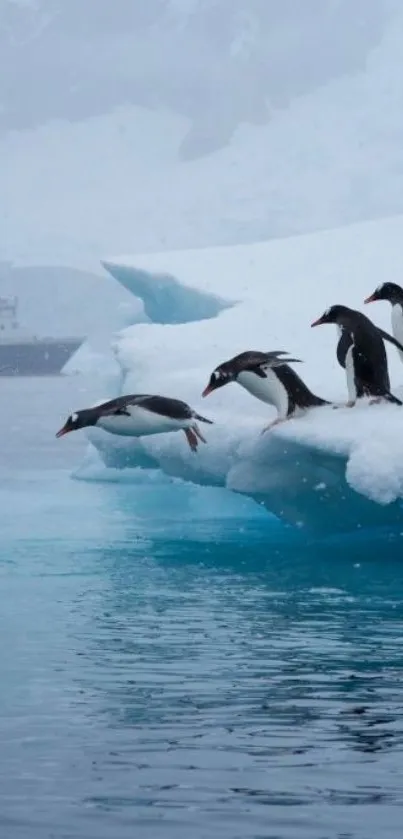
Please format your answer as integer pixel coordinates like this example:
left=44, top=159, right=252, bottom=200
left=87, top=217, right=403, bottom=536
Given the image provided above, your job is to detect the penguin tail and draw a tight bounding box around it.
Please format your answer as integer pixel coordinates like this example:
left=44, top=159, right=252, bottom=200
left=193, top=412, right=214, bottom=424
left=294, top=393, right=331, bottom=411
left=384, top=392, right=403, bottom=406
left=305, top=393, right=331, bottom=408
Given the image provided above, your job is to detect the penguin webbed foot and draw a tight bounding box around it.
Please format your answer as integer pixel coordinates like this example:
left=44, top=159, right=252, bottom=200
left=192, top=423, right=207, bottom=443
left=184, top=428, right=199, bottom=452
left=261, top=417, right=287, bottom=435
left=332, top=400, right=356, bottom=409
left=184, top=424, right=208, bottom=452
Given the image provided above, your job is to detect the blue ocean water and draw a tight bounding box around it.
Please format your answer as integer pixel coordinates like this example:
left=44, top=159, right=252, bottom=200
left=1, top=376, right=403, bottom=839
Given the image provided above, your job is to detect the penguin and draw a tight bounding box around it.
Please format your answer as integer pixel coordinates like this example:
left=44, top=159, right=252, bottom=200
left=56, top=393, right=213, bottom=452
left=311, top=304, right=403, bottom=407
left=201, top=350, right=329, bottom=432
left=364, top=282, right=403, bottom=363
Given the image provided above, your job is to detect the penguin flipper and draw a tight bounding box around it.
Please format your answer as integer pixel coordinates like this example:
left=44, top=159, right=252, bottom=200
left=377, top=326, right=403, bottom=354
left=336, top=329, right=353, bottom=369
left=253, top=357, right=303, bottom=378
left=247, top=350, right=303, bottom=369
left=104, top=406, right=131, bottom=417
left=253, top=366, right=269, bottom=379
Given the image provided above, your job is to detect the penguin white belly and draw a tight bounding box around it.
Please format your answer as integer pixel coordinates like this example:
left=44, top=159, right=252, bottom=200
left=237, top=369, right=289, bottom=417
left=97, top=407, right=188, bottom=437
left=345, top=344, right=357, bottom=401
left=391, top=304, right=403, bottom=362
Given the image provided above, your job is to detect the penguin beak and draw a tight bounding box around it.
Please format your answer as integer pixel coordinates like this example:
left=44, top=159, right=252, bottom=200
left=310, top=315, right=325, bottom=327
left=363, top=292, right=376, bottom=304
left=202, top=384, right=213, bottom=397
left=56, top=424, right=70, bottom=438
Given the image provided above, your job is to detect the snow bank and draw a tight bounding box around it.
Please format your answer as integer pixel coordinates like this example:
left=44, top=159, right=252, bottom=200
left=77, top=215, right=403, bottom=534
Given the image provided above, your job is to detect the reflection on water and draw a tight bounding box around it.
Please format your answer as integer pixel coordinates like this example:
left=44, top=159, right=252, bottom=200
left=1, top=469, right=403, bottom=839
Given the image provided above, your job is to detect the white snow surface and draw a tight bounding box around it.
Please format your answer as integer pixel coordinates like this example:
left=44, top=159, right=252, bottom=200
left=79, top=214, right=403, bottom=531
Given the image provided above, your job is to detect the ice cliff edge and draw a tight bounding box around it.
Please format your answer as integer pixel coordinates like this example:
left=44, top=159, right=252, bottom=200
left=88, top=218, right=403, bottom=534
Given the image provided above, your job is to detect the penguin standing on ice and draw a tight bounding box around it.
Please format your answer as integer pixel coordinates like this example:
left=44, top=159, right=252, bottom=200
left=364, top=282, right=403, bottom=363
left=311, top=304, right=403, bottom=407
left=202, top=350, right=329, bottom=432
left=56, top=393, right=213, bottom=452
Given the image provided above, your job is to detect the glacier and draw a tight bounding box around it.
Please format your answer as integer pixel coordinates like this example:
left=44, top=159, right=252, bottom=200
left=73, top=214, right=403, bottom=536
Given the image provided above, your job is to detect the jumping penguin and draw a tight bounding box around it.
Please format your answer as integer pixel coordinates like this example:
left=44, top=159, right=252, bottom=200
left=202, top=350, right=329, bottom=432
left=56, top=394, right=213, bottom=452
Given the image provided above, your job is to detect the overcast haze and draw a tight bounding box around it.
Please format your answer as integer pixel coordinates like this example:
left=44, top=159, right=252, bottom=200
left=1, top=0, right=403, bottom=321
left=0, top=1, right=392, bottom=148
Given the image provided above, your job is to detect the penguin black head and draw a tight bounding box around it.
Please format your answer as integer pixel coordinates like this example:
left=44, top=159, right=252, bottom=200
left=56, top=408, right=98, bottom=437
left=202, top=364, right=234, bottom=397
left=364, top=282, right=403, bottom=306
left=311, top=305, right=354, bottom=328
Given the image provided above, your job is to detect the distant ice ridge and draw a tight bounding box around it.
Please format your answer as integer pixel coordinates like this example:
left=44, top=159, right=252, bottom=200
left=75, top=214, right=403, bottom=535
left=3, top=6, right=403, bottom=266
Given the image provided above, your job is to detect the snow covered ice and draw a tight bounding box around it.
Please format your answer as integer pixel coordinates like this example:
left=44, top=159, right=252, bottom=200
left=72, top=214, right=403, bottom=535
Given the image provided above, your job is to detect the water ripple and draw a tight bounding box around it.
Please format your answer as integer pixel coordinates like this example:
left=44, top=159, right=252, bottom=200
left=1, top=473, right=403, bottom=838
